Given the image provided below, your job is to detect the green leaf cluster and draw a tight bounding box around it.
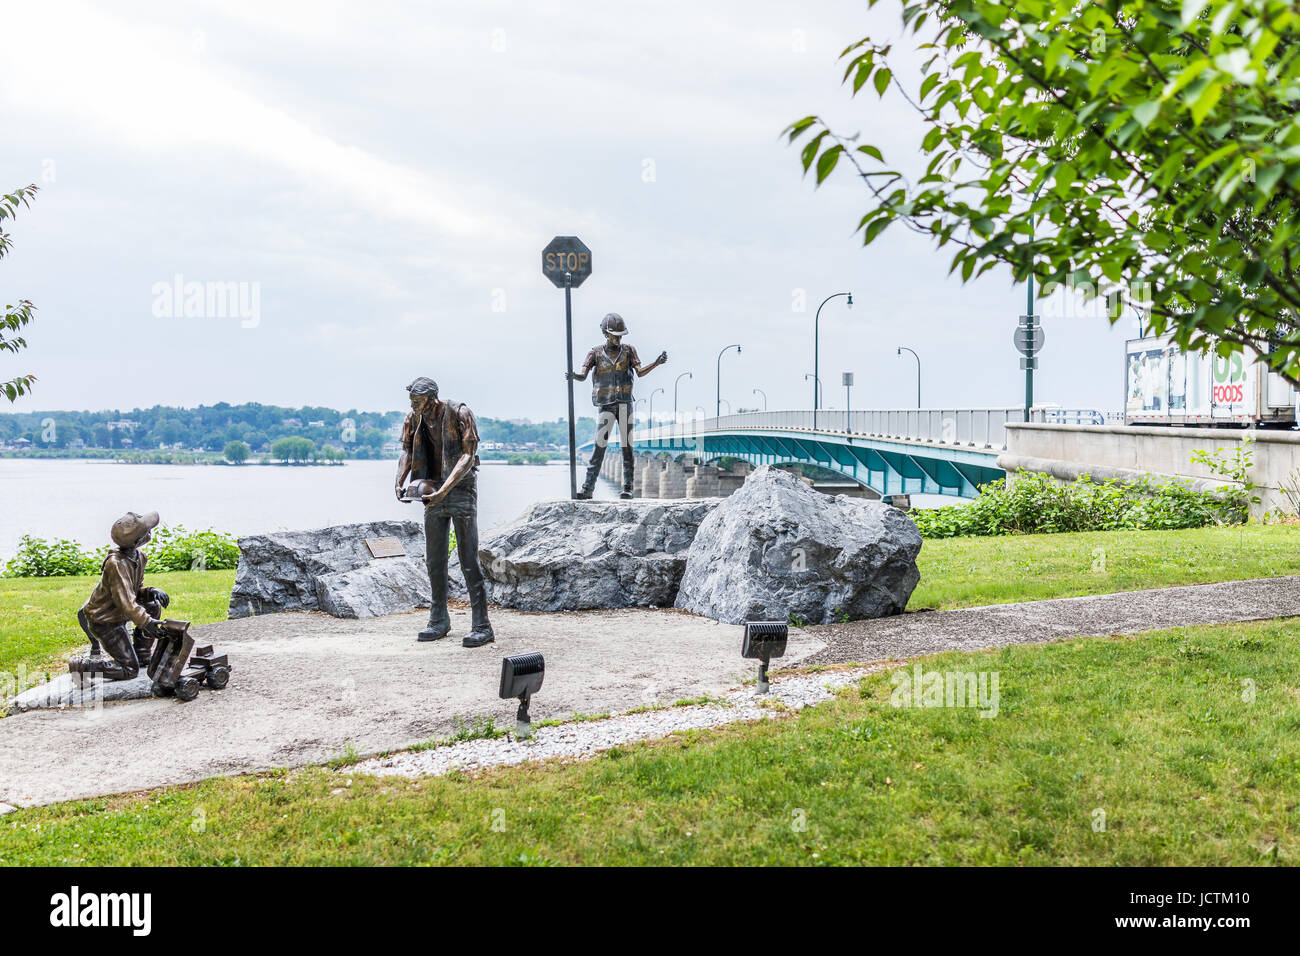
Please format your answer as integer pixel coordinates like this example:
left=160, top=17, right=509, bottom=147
left=788, top=1, right=1300, bottom=382
left=1, top=184, right=39, bottom=402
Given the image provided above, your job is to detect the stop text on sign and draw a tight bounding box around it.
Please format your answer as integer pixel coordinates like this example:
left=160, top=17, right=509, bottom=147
left=545, top=250, right=589, bottom=274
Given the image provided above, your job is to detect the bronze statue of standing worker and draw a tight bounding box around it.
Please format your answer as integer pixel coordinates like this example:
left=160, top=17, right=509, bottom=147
left=567, top=313, right=667, bottom=499
left=395, top=376, right=495, bottom=647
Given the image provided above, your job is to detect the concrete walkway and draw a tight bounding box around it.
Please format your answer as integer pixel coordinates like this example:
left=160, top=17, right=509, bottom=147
left=2, top=576, right=1297, bottom=807
left=0, top=605, right=806, bottom=808
left=803, top=576, right=1300, bottom=666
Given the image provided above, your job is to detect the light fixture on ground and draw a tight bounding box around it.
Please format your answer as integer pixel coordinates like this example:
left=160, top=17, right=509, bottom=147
left=741, top=621, right=788, bottom=694
left=499, top=652, right=545, bottom=738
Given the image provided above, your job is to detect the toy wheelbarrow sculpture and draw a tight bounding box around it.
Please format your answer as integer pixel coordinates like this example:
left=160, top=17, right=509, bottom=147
left=147, top=619, right=232, bottom=702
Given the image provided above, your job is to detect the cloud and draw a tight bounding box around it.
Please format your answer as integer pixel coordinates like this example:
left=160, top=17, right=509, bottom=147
left=0, top=1, right=532, bottom=242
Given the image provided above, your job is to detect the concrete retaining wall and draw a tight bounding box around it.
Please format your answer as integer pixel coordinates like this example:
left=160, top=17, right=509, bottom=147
left=1001, top=423, right=1300, bottom=517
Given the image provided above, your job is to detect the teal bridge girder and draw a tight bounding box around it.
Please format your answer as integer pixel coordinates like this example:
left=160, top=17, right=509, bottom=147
left=584, top=408, right=1056, bottom=499
left=630, top=429, right=998, bottom=497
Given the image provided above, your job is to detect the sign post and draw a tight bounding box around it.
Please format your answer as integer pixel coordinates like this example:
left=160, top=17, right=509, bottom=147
left=542, top=236, right=593, bottom=499
left=1015, top=316, right=1044, bottom=421
left=842, top=371, right=854, bottom=434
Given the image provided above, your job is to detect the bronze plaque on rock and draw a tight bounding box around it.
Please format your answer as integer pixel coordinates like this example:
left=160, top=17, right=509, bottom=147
left=365, top=536, right=406, bottom=559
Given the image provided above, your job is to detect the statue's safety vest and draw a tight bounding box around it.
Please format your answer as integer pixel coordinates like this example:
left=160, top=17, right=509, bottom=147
left=410, top=401, right=478, bottom=486
left=591, top=345, right=634, bottom=406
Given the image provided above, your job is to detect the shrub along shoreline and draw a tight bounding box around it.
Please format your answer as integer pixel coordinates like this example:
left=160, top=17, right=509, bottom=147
left=3, top=527, right=239, bottom=577
left=911, top=471, right=1248, bottom=539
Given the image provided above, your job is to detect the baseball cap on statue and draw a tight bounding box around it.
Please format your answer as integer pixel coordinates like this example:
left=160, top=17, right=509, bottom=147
left=111, top=511, right=160, bottom=548
left=406, top=376, right=439, bottom=398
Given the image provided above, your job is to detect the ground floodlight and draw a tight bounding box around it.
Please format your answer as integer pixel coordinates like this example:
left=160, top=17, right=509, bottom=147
left=499, top=652, right=545, bottom=738
left=742, top=621, right=788, bottom=694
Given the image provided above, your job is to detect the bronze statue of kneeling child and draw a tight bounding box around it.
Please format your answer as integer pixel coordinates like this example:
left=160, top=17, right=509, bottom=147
left=70, top=511, right=230, bottom=702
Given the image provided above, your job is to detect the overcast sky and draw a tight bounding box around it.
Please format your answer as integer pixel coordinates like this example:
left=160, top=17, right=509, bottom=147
left=0, top=0, right=1135, bottom=421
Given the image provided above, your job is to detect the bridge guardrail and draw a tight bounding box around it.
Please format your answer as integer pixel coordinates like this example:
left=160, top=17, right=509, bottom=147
left=634, top=407, right=1097, bottom=451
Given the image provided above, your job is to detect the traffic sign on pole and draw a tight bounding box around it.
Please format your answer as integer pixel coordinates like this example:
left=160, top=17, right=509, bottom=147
left=542, top=236, right=592, bottom=288
left=1013, top=326, right=1045, bottom=354
left=543, top=236, right=593, bottom=499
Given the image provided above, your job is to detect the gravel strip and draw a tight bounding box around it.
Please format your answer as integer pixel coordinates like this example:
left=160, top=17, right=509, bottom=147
left=801, top=575, right=1300, bottom=666
left=353, top=664, right=891, bottom=779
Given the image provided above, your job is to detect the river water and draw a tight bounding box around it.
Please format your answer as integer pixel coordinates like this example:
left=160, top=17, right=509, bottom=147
left=0, top=459, right=621, bottom=559
left=0, top=458, right=958, bottom=559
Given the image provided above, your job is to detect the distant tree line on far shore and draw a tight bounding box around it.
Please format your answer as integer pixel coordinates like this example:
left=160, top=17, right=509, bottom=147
left=0, top=402, right=594, bottom=462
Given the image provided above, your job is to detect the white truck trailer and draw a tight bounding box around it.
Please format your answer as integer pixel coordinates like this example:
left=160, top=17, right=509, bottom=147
left=1124, top=334, right=1298, bottom=427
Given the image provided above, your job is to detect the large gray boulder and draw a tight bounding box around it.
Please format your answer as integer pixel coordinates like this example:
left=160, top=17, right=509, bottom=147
left=476, top=499, right=719, bottom=610
left=674, top=465, right=921, bottom=625
left=228, top=520, right=448, bottom=619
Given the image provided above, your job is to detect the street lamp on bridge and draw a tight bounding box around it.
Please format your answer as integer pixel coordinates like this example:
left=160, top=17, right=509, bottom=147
left=673, top=371, right=692, bottom=420
left=897, top=347, right=921, bottom=408
left=647, top=386, right=664, bottom=426
left=803, top=373, right=823, bottom=410
left=752, top=387, right=767, bottom=411
left=813, top=292, right=852, bottom=430
left=716, top=343, right=741, bottom=417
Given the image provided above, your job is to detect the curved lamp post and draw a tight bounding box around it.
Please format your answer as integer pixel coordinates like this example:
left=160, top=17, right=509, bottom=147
left=813, top=292, right=852, bottom=430
left=897, top=347, right=921, bottom=408
left=647, top=386, right=664, bottom=428
left=674, top=371, right=693, bottom=421
left=803, top=373, right=823, bottom=410
left=716, top=343, right=741, bottom=417
left=752, top=387, right=767, bottom=411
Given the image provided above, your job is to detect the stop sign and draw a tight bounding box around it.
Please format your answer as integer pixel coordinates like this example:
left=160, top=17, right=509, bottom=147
left=542, top=236, right=592, bottom=288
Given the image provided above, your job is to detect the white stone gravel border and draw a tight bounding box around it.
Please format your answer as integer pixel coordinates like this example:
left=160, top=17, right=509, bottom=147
left=353, top=663, right=893, bottom=780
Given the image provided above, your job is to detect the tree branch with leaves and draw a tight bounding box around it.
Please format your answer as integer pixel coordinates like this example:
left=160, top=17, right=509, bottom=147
left=1, top=184, right=40, bottom=402
left=788, top=0, right=1300, bottom=384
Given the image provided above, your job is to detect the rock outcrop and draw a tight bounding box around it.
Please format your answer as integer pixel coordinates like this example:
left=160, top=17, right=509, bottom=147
left=674, top=465, right=921, bottom=625
left=476, top=499, right=719, bottom=611
left=228, top=521, right=440, bottom=619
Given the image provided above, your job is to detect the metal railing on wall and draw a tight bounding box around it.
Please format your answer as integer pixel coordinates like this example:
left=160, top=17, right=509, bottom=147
left=634, top=406, right=1101, bottom=451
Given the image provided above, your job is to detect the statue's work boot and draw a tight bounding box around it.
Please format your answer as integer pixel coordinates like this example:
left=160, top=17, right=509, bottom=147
left=418, top=614, right=452, bottom=642
left=620, top=489, right=633, bottom=500
left=462, top=626, right=495, bottom=648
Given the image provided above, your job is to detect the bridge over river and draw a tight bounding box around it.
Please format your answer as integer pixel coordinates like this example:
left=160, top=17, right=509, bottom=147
left=580, top=407, right=1104, bottom=500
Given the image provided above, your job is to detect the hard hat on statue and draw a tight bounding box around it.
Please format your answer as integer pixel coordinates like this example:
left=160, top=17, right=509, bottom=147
left=600, top=313, right=628, bottom=337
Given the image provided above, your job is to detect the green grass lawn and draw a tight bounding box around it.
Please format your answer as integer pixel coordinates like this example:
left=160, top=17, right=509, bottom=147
left=910, top=524, right=1300, bottom=610
left=0, top=570, right=236, bottom=680
left=3, top=617, right=1296, bottom=865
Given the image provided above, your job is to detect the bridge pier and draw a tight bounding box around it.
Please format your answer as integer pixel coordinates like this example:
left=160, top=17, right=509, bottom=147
left=639, top=455, right=666, bottom=499
left=631, top=453, right=646, bottom=497
left=658, top=457, right=687, bottom=498
left=686, top=463, right=721, bottom=498
left=717, top=460, right=750, bottom=496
